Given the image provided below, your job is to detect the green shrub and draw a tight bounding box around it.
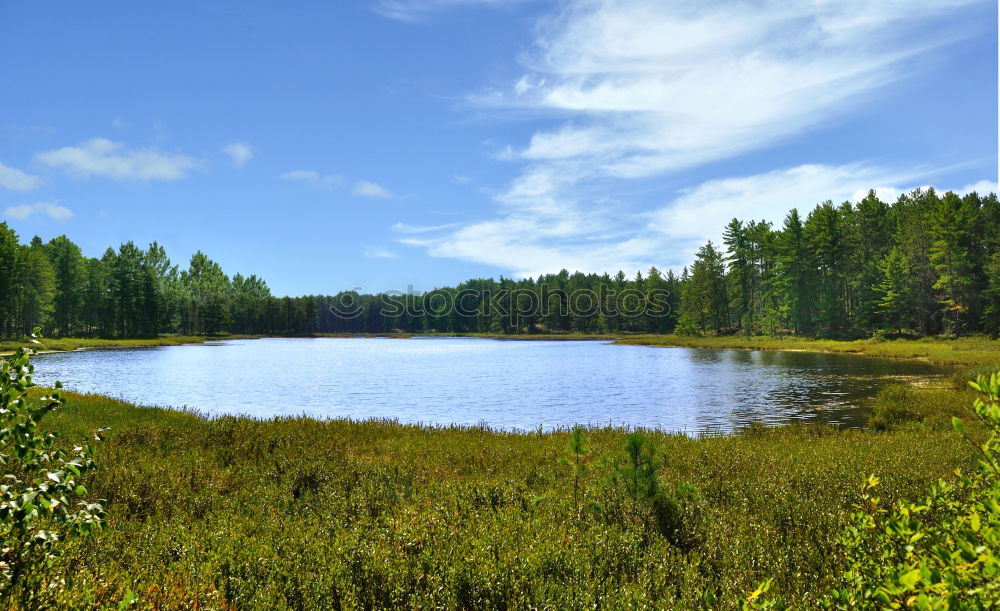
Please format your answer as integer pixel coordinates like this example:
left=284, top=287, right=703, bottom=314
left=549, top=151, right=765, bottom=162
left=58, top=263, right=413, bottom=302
left=652, top=481, right=707, bottom=551
left=870, top=384, right=924, bottom=427
left=604, top=432, right=707, bottom=550
left=741, top=371, right=1000, bottom=608
left=829, top=371, right=1000, bottom=607
left=0, top=331, right=105, bottom=605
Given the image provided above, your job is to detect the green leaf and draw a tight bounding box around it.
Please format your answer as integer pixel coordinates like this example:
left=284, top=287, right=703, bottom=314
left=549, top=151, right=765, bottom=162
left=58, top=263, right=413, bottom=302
left=952, top=417, right=965, bottom=433
left=898, top=568, right=921, bottom=589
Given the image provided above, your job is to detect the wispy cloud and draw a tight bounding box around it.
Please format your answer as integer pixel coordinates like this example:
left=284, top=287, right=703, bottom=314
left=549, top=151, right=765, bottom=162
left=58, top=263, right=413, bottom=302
left=36, top=138, right=198, bottom=181
left=650, top=164, right=925, bottom=262
left=480, top=0, right=984, bottom=178
left=956, top=180, right=1000, bottom=196
left=364, top=246, right=399, bottom=259
left=3, top=201, right=74, bottom=222
left=0, top=161, right=42, bottom=192
left=279, top=170, right=344, bottom=188
left=375, top=0, right=532, bottom=21
left=392, top=221, right=459, bottom=234
left=404, top=162, right=996, bottom=277
left=353, top=180, right=394, bottom=199
left=223, top=141, right=254, bottom=166
left=400, top=0, right=990, bottom=277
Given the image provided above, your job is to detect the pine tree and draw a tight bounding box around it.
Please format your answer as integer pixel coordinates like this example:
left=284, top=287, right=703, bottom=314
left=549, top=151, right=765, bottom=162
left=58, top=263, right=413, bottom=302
left=45, top=236, right=87, bottom=336
left=877, top=247, right=912, bottom=333
left=775, top=209, right=812, bottom=335
left=929, top=191, right=975, bottom=334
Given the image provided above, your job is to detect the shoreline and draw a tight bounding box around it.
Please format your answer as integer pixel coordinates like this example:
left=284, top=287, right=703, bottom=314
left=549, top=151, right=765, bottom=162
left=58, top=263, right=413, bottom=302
left=4, top=332, right=999, bottom=368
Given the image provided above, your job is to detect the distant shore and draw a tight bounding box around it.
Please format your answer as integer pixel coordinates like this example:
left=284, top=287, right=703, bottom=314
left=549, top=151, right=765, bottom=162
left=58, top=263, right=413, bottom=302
left=4, top=332, right=998, bottom=368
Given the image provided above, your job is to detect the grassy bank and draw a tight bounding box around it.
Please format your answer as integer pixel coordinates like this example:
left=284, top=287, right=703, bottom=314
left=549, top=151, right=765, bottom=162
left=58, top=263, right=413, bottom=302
left=367, top=332, right=1000, bottom=369
left=6, top=333, right=999, bottom=370
left=0, top=334, right=267, bottom=355
left=16, top=381, right=983, bottom=609
left=612, top=334, right=1000, bottom=369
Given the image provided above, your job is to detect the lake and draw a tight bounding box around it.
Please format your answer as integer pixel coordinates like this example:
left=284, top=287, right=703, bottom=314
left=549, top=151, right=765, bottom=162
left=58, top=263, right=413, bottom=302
left=31, top=337, right=941, bottom=433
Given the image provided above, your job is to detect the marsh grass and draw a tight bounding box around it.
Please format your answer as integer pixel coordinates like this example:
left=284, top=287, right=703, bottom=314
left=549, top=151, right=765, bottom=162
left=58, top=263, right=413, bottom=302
left=613, top=335, right=1000, bottom=368
left=6, top=333, right=998, bottom=370
left=0, top=334, right=267, bottom=355
left=8, top=382, right=982, bottom=609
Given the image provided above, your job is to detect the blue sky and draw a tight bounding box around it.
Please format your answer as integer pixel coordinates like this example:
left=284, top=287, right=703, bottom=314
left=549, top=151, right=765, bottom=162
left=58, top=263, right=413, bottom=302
left=1, top=0, right=996, bottom=296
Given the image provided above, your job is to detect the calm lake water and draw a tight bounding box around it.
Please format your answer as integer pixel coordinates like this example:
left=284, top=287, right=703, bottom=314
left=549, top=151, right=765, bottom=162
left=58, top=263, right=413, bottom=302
left=32, top=337, right=941, bottom=433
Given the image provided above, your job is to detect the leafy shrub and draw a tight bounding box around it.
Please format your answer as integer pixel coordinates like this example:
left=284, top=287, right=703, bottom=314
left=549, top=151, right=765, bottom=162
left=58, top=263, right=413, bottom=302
left=869, top=384, right=924, bottom=428
left=829, top=371, right=1000, bottom=607
left=652, top=481, right=707, bottom=551
left=0, top=331, right=105, bottom=604
left=606, top=432, right=707, bottom=550
left=742, top=371, right=1000, bottom=608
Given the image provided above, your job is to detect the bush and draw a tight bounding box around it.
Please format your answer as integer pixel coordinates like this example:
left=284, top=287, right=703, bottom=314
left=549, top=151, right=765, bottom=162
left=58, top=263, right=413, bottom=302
left=0, top=331, right=106, bottom=605
left=869, top=384, right=924, bottom=427
left=830, top=371, right=1000, bottom=607
left=605, top=432, right=707, bottom=551
left=652, top=482, right=707, bottom=551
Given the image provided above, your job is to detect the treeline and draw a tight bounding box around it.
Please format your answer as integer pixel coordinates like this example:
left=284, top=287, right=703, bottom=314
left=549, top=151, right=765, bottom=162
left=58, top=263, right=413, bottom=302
left=322, top=187, right=1000, bottom=338
left=676, top=187, right=1000, bottom=338
left=0, top=187, right=998, bottom=340
left=0, top=227, right=317, bottom=338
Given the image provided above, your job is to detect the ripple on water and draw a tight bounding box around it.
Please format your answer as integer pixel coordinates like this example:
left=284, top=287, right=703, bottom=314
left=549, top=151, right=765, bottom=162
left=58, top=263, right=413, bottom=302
left=30, top=337, right=942, bottom=433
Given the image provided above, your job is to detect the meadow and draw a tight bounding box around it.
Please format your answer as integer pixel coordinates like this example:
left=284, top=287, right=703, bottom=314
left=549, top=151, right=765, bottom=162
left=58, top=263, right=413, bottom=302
left=7, top=373, right=987, bottom=608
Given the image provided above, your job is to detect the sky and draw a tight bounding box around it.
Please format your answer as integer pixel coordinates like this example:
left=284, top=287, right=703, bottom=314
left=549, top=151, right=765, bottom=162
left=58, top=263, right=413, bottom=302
left=0, top=0, right=997, bottom=296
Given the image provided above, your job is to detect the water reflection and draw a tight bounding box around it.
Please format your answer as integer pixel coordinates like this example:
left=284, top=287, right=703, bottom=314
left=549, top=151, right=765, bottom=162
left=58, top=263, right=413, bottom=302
left=31, top=338, right=941, bottom=433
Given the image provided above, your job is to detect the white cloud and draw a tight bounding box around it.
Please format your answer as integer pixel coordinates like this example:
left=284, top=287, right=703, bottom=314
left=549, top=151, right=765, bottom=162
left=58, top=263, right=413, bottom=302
left=401, top=161, right=664, bottom=277
left=404, top=163, right=989, bottom=277
left=353, top=181, right=394, bottom=199
left=375, top=0, right=531, bottom=21
left=650, top=164, right=926, bottom=264
left=111, top=116, right=130, bottom=129
left=852, top=187, right=900, bottom=204
left=481, top=0, right=984, bottom=179
left=279, top=170, right=344, bottom=188
left=401, top=0, right=989, bottom=277
left=392, top=222, right=459, bottom=234
left=955, top=180, right=999, bottom=196
left=223, top=141, right=254, bottom=166
left=36, top=138, right=198, bottom=181
left=364, top=246, right=399, bottom=259
left=3, top=201, right=74, bottom=222
left=0, top=162, right=42, bottom=192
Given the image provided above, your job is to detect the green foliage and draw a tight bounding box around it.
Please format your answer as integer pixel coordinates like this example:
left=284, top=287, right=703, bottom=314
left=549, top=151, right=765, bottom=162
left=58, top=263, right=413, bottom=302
left=23, top=385, right=978, bottom=608
left=0, top=330, right=105, bottom=603
left=869, top=384, right=925, bottom=429
left=611, top=432, right=661, bottom=507
left=603, top=432, right=707, bottom=551
left=877, top=247, right=913, bottom=333
left=835, top=371, right=1000, bottom=608
left=559, top=425, right=588, bottom=516
left=1, top=187, right=999, bottom=341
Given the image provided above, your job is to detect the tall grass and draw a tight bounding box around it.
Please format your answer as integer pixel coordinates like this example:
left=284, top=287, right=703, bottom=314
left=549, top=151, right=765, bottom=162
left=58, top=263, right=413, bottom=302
left=615, top=335, right=1000, bottom=368
left=0, top=334, right=267, bottom=355
left=13, top=385, right=980, bottom=609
